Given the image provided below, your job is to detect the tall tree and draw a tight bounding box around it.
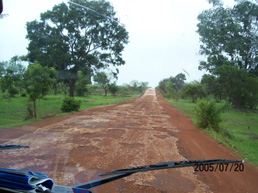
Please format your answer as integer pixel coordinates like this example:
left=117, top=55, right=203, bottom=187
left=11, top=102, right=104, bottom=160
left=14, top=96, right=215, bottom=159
left=197, top=0, right=258, bottom=76
left=26, top=0, right=129, bottom=97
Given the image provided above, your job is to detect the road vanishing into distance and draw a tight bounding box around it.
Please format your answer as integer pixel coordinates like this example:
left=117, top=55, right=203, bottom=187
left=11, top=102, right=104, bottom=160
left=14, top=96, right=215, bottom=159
left=1, top=88, right=258, bottom=192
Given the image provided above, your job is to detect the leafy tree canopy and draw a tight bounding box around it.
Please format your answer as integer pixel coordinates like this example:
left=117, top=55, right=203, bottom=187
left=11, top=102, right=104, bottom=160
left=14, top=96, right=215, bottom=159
left=24, top=62, right=56, bottom=118
left=214, top=64, right=258, bottom=108
left=197, top=0, right=258, bottom=76
left=170, top=73, right=186, bottom=91
left=109, top=82, right=119, bottom=97
left=93, top=71, right=110, bottom=96
left=157, top=73, right=186, bottom=96
left=0, top=56, right=26, bottom=96
left=201, top=74, right=222, bottom=100
left=26, top=0, right=129, bottom=97
left=183, top=81, right=206, bottom=103
left=129, top=80, right=149, bottom=93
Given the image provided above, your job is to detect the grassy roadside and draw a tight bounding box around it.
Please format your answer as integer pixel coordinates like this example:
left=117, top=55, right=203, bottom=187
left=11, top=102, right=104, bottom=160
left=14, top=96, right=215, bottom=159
left=166, top=98, right=258, bottom=167
left=0, top=93, right=138, bottom=128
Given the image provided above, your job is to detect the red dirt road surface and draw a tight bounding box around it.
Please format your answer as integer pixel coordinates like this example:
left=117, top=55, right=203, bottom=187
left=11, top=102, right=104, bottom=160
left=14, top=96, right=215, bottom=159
left=1, top=88, right=258, bottom=192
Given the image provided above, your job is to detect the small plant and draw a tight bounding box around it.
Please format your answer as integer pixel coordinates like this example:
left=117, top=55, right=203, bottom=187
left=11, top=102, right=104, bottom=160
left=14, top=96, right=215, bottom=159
left=61, top=97, right=81, bottom=112
left=195, top=99, right=222, bottom=131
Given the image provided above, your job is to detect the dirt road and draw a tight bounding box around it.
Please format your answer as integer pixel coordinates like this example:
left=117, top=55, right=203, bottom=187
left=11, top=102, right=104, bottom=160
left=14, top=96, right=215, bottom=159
left=1, top=88, right=258, bottom=192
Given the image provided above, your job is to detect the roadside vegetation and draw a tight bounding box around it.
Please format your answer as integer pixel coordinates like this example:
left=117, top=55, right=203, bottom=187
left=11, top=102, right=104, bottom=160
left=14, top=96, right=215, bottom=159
left=157, top=72, right=258, bottom=167
left=167, top=98, right=258, bottom=167
left=0, top=83, right=146, bottom=128
left=157, top=0, right=258, bottom=167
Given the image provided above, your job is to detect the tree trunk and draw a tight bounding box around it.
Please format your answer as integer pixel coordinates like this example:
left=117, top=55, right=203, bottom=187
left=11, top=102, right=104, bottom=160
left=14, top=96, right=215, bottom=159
left=53, top=83, right=58, bottom=95
left=33, top=99, right=37, bottom=119
left=69, top=79, right=76, bottom=97
left=105, top=89, right=108, bottom=96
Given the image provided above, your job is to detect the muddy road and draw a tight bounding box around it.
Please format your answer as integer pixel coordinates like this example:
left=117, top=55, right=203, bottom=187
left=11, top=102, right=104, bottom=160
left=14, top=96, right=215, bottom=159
left=1, top=88, right=258, bottom=192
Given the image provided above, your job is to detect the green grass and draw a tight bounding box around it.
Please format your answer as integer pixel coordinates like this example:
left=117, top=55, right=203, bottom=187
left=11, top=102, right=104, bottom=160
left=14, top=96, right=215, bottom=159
left=167, top=98, right=258, bottom=167
left=0, top=93, right=138, bottom=128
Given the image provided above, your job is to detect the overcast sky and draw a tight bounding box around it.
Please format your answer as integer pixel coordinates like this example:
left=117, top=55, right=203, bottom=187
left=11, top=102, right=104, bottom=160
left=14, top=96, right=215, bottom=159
left=0, top=0, right=235, bottom=87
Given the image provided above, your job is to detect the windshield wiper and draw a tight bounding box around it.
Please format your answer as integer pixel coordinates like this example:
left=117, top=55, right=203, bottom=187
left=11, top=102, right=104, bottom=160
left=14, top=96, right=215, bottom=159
left=0, top=159, right=244, bottom=193
left=0, top=145, right=29, bottom=150
left=100, top=159, right=243, bottom=176
left=73, top=159, right=243, bottom=190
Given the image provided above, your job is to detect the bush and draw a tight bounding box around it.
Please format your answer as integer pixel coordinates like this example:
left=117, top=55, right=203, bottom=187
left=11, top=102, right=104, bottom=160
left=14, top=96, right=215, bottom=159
left=8, top=87, right=19, bottom=97
left=109, top=83, right=119, bottom=97
left=61, top=97, right=81, bottom=112
left=195, top=99, right=222, bottom=131
left=21, top=93, right=27, bottom=97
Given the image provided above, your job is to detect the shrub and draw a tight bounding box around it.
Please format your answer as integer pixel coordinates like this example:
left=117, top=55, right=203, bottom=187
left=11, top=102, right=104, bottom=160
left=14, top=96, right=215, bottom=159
left=195, top=99, right=222, bottom=131
left=21, top=93, right=27, bottom=97
left=109, top=83, right=119, bottom=97
left=8, top=87, right=19, bottom=97
left=61, top=97, right=81, bottom=112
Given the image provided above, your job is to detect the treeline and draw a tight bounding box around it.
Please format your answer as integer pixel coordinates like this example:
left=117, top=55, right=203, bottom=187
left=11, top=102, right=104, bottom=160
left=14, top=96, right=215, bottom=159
left=157, top=73, right=187, bottom=100
left=0, top=56, right=148, bottom=118
left=157, top=73, right=205, bottom=103
left=157, top=71, right=258, bottom=110
left=0, top=56, right=148, bottom=98
left=157, top=71, right=258, bottom=131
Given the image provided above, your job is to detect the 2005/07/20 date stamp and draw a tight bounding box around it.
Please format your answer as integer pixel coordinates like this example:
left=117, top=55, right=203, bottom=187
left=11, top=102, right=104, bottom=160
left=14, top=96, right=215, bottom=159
left=194, top=163, right=244, bottom=172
